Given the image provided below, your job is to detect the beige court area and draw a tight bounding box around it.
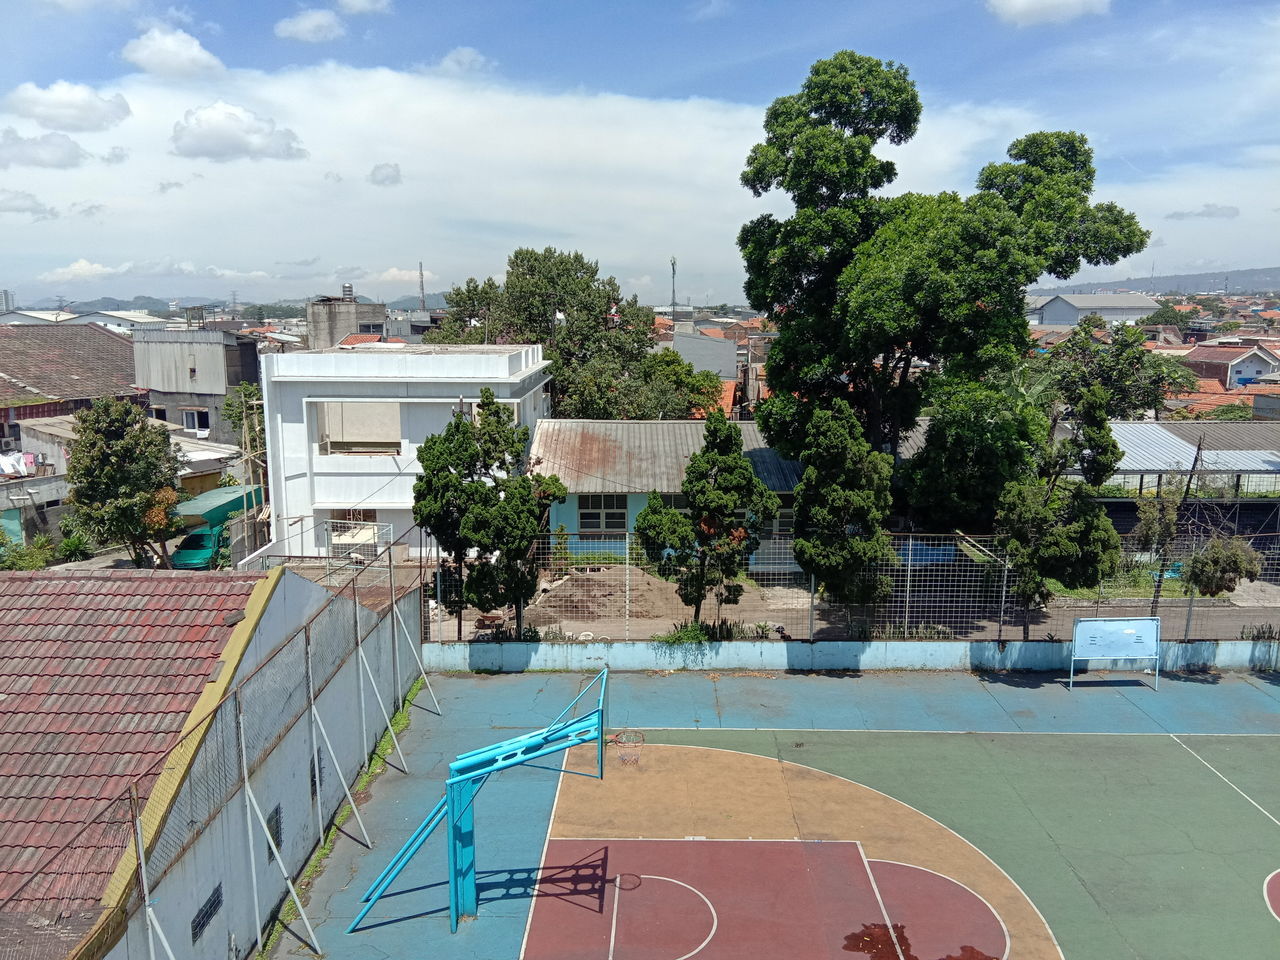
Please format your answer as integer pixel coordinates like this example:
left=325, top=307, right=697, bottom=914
left=555, top=742, right=1061, bottom=960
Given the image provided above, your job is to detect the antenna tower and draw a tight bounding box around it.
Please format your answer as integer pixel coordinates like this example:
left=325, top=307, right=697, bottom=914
left=418, top=261, right=427, bottom=311
left=670, top=256, right=677, bottom=324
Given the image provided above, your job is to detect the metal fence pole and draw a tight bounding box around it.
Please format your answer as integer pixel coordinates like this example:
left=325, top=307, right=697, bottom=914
left=388, top=550, right=401, bottom=710
left=625, top=534, right=631, bottom=643
left=808, top=574, right=816, bottom=641
left=903, top=536, right=913, bottom=633
left=352, top=576, right=368, bottom=768
left=129, top=784, right=158, bottom=960
left=304, top=628, right=323, bottom=836
left=234, top=691, right=264, bottom=954
left=997, top=558, right=1008, bottom=646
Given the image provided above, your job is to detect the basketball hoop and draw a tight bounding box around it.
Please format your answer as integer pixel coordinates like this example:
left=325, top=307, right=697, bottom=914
left=614, top=729, right=645, bottom=766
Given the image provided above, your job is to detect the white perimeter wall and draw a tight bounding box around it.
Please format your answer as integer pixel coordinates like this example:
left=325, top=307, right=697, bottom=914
left=106, top=574, right=423, bottom=960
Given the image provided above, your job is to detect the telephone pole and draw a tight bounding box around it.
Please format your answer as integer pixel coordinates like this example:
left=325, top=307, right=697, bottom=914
left=670, top=256, right=677, bottom=324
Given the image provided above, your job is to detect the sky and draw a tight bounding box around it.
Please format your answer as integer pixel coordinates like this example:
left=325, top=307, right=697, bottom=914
left=2, top=0, right=1278, bottom=306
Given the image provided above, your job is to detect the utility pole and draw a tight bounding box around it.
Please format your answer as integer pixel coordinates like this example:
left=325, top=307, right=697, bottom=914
left=418, top=261, right=427, bottom=311
left=670, top=256, right=677, bottom=324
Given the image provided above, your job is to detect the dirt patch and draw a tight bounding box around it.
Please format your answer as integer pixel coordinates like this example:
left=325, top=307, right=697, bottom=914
left=1225, top=578, right=1280, bottom=607
left=525, top=566, right=681, bottom=626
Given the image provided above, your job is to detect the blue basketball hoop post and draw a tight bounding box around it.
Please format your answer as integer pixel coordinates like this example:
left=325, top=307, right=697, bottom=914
left=347, top=669, right=609, bottom=934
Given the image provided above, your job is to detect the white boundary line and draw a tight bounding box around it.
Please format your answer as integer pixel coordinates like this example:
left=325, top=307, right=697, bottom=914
left=607, top=872, right=719, bottom=960
left=1265, top=868, right=1280, bottom=925
left=654, top=742, right=1067, bottom=960
left=517, top=752, right=567, bottom=960
left=633, top=727, right=1280, bottom=737
left=869, top=858, right=1011, bottom=960
left=552, top=836, right=862, bottom=843
left=1170, top=735, right=1280, bottom=829
left=856, top=842, right=906, bottom=960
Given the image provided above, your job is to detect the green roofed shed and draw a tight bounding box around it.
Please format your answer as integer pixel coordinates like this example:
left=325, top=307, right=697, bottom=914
left=177, top=484, right=263, bottom=529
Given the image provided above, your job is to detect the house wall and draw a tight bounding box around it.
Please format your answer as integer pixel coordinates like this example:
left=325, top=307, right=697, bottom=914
left=1228, top=354, right=1279, bottom=385
left=306, top=301, right=387, bottom=350
left=262, top=348, right=549, bottom=555
left=1039, top=300, right=1159, bottom=327
left=109, top=573, right=422, bottom=960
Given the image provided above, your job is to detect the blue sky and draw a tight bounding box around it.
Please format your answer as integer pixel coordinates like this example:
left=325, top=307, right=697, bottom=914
left=3, top=0, right=1277, bottom=303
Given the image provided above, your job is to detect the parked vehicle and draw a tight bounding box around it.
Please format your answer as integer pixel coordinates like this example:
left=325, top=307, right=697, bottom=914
left=171, top=525, right=224, bottom=570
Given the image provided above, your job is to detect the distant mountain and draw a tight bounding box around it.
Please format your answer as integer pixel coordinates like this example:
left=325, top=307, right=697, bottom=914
left=1032, top=265, right=1280, bottom=296
left=387, top=292, right=448, bottom=310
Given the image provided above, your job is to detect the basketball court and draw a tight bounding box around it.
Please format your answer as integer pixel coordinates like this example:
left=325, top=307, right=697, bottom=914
left=297, top=670, right=1280, bottom=960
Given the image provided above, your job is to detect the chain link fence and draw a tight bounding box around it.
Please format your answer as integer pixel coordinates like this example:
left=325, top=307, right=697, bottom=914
left=1, top=541, right=427, bottom=960
left=424, top=530, right=1280, bottom=645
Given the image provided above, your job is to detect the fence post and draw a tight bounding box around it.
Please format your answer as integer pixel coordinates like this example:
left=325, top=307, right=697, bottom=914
left=234, top=691, right=264, bottom=954
left=625, top=534, right=631, bottom=643
left=304, top=627, right=323, bottom=836
left=352, top=575, right=368, bottom=769
left=997, top=556, right=1008, bottom=646
left=388, top=549, right=401, bottom=710
left=808, top=574, right=816, bottom=641
left=903, top=536, right=913, bottom=633
left=129, top=784, right=158, bottom=960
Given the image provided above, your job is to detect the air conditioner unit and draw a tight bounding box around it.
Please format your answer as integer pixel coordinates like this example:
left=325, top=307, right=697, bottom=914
left=0, top=437, right=16, bottom=452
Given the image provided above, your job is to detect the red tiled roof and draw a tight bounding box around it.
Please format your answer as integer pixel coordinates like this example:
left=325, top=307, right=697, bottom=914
left=1185, top=394, right=1255, bottom=414
left=339, top=333, right=383, bottom=345
left=0, top=570, right=266, bottom=911
left=693, top=380, right=738, bottom=419
left=1195, top=378, right=1226, bottom=395
left=1184, top=345, right=1266, bottom=363
left=1172, top=304, right=1200, bottom=313
left=0, top=324, right=135, bottom=408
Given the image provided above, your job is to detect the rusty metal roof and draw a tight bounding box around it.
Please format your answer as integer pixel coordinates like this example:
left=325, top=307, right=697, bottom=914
left=530, top=419, right=800, bottom=493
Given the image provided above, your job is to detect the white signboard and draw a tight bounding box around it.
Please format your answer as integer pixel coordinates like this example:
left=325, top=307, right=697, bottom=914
left=1070, top=617, right=1160, bottom=689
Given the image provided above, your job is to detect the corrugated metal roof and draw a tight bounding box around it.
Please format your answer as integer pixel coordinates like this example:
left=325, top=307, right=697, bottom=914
left=529, top=419, right=800, bottom=493
left=1057, top=294, right=1159, bottom=309
left=1108, top=421, right=1280, bottom=474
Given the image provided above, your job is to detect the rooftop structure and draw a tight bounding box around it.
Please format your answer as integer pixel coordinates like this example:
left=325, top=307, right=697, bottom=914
left=0, top=324, right=138, bottom=430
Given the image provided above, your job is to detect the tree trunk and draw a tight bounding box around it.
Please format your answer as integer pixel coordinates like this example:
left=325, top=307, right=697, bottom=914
left=154, top=537, right=172, bottom=569
left=692, top=553, right=706, bottom=624
left=1022, top=602, right=1031, bottom=643
left=515, top=599, right=524, bottom=641
left=1150, top=553, right=1167, bottom=617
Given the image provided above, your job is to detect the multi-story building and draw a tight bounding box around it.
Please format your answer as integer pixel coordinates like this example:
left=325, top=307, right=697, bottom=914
left=306, top=284, right=388, bottom=349
left=133, top=328, right=261, bottom=445
left=0, top=289, right=15, bottom=312
left=260, top=342, right=551, bottom=557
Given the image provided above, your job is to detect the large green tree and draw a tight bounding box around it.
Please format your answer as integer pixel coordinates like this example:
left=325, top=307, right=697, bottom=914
left=739, top=52, right=1149, bottom=458
left=792, top=399, right=894, bottom=605
left=65, top=398, right=187, bottom=568
left=412, top=389, right=565, bottom=641
left=634, top=411, right=779, bottom=624
left=619, top=349, right=723, bottom=420
left=429, top=247, right=659, bottom=418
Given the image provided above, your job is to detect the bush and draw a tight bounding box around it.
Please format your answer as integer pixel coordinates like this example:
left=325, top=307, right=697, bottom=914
left=486, top=626, right=541, bottom=643
left=652, top=619, right=750, bottom=645
left=55, top=533, right=93, bottom=563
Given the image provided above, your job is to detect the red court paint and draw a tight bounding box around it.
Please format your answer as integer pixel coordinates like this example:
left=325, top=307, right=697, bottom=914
left=521, top=839, right=1007, bottom=960
left=1266, top=869, right=1280, bottom=924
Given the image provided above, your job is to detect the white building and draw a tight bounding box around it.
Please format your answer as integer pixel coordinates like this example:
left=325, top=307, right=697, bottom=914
left=0, top=290, right=14, bottom=312
left=261, top=342, right=551, bottom=556
left=1029, top=294, right=1160, bottom=326
left=0, top=308, right=168, bottom=333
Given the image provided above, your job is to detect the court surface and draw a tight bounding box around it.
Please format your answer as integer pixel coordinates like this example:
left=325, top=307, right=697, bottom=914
left=292, top=671, right=1280, bottom=960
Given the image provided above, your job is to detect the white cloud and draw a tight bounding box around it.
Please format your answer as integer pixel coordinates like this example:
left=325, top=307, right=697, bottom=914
left=372, top=267, right=422, bottom=284
left=274, top=9, right=346, bottom=43
left=122, top=26, right=224, bottom=78
left=38, top=256, right=274, bottom=284
left=158, top=180, right=183, bottom=193
left=434, top=47, right=496, bottom=77
left=0, top=189, right=58, bottom=221
left=337, top=0, right=391, bottom=12
left=690, top=0, right=731, bottom=21
left=1166, top=203, right=1240, bottom=220
left=367, top=161, right=401, bottom=186
left=38, top=0, right=132, bottom=9
left=0, top=127, right=87, bottom=168
left=171, top=101, right=308, bottom=162
left=101, top=145, right=128, bottom=164
left=4, top=81, right=131, bottom=132
left=323, top=171, right=343, bottom=182
left=986, top=0, right=1108, bottom=27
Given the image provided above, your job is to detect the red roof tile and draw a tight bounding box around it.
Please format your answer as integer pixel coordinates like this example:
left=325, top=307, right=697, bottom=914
left=338, top=333, right=383, bottom=345
left=0, top=570, right=265, bottom=911
left=0, top=324, right=136, bottom=408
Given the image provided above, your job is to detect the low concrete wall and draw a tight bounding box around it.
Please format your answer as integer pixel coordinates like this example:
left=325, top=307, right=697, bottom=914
left=422, top=638, right=1280, bottom=673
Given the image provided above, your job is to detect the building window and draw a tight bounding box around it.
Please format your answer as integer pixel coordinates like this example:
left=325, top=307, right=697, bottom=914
left=151, top=406, right=167, bottom=422
left=578, top=494, right=627, bottom=535
left=181, top=408, right=210, bottom=432
left=316, top=400, right=401, bottom=455
left=190, top=883, right=223, bottom=944
left=265, top=804, right=283, bottom=862
left=357, top=322, right=385, bottom=335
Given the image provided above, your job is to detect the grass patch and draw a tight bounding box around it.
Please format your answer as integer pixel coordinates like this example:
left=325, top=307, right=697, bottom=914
left=257, top=675, right=425, bottom=958
left=1046, top=571, right=1191, bottom=600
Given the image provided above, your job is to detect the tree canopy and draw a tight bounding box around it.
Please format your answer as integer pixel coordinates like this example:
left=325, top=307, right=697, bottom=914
left=740, top=52, right=1149, bottom=459
left=65, top=398, right=186, bottom=568
left=412, top=388, right=565, bottom=640
left=634, top=411, right=779, bottom=625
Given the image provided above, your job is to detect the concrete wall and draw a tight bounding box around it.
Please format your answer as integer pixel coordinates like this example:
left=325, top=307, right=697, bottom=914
left=306, top=300, right=387, bottom=350
left=421, top=637, right=1280, bottom=673
left=110, top=573, right=423, bottom=960
left=1040, top=299, right=1159, bottom=327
